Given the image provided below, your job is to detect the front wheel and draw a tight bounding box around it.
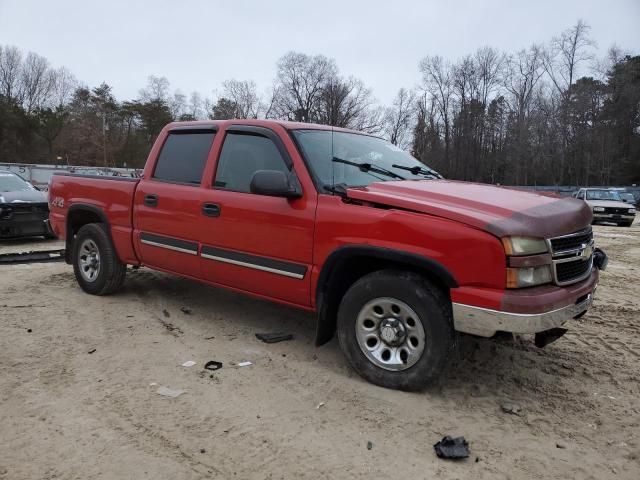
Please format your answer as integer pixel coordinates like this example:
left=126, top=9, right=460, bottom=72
left=337, top=270, right=455, bottom=391
left=73, top=223, right=126, bottom=295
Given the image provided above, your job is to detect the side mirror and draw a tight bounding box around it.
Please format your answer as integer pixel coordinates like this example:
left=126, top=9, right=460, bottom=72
left=250, top=170, right=302, bottom=199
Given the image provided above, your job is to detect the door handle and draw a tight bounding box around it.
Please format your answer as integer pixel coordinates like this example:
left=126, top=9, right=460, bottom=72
left=144, top=194, right=158, bottom=207
left=202, top=202, right=221, bottom=217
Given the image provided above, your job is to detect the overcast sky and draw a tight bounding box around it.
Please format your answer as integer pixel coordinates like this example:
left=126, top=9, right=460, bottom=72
left=1, top=0, right=638, bottom=105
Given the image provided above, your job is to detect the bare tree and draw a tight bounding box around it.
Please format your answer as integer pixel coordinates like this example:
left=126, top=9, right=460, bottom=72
left=188, top=91, right=204, bottom=119
left=139, top=75, right=170, bottom=103
left=169, top=90, right=186, bottom=119
left=0, top=45, right=23, bottom=102
left=544, top=20, right=595, bottom=99
left=271, top=52, right=337, bottom=122
left=503, top=45, right=546, bottom=184
left=419, top=55, right=454, bottom=167
left=50, top=66, right=78, bottom=107
left=317, top=76, right=381, bottom=132
left=383, top=88, right=416, bottom=148
left=19, top=52, right=55, bottom=112
left=221, top=79, right=261, bottom=118
left=475, top=47, right=504, bottom=107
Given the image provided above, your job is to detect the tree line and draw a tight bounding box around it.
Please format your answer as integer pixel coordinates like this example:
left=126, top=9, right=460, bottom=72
left=0, top=20, right=638, bottom=185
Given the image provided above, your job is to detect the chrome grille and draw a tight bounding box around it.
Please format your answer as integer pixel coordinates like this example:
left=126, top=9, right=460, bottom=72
left=549, top=227, right=593, bottom=253
left=547, top=228, right=594, bottom=286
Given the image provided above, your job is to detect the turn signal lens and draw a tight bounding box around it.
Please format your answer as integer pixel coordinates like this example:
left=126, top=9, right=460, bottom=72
left=502, top=237, right=548, bottom=256
left=506, top=265, right=553, bottom=288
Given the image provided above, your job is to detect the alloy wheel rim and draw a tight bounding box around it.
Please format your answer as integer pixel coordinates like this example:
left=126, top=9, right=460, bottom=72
left=355, top=297, right=426, bottom=371
left=78, top=239, right=101, bottom=282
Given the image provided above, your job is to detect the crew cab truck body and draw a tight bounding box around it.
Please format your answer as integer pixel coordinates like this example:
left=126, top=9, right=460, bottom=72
left=48, top=120, right=607, bottom=390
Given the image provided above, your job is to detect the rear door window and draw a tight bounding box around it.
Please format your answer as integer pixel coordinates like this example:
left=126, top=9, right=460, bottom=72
left=153, top=132, right=215, bottom=185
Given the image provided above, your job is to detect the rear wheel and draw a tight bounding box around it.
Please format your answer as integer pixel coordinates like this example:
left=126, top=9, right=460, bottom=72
left=337, top=270, right=455, bottom=391
left=73, top=223, right=126, bottom=295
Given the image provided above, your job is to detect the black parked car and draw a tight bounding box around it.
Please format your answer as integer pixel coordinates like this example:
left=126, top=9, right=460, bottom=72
left=0, top=170, right=55, bottom=239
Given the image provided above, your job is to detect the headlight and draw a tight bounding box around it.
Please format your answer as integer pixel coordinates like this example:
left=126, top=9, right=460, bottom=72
left=593, top=206, right=605, bottom=212
left=629, top=208, right=636, bottom=214
left=507, top=265, right=553, bottom=288
left=502, top=237, right=548, bottom=256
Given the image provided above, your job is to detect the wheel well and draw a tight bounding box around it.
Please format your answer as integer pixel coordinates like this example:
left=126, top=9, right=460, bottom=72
left=65, top=207, right=106, bottom=263
left=315, top=249, right=456, bottom=346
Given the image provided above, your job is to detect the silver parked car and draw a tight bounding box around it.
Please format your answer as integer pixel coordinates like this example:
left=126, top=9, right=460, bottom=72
left=574, top=188, right=636, bottom=227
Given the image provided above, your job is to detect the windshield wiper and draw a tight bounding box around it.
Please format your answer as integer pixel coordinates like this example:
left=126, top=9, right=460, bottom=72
left=391, top=164, right=442, bottom=179
left=323, top=183, right=349, bottom=197
left=332, top=157, right=405, bottom=180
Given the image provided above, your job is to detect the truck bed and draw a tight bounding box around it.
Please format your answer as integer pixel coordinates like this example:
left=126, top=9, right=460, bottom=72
left=48, top=173, right=140, bottom=263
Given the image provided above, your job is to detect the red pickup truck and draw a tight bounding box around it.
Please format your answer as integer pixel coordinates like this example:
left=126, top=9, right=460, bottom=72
left=48, top=120, right=607, bottom=390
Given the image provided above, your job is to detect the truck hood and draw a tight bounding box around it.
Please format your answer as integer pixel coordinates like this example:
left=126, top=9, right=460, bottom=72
left=0, top=189, right=47, bottom=204
left=346, top=180, right=592, bottom=238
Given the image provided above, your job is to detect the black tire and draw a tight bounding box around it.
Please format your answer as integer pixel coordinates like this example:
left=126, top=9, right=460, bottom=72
left=622, top=221, right=633, bottom=228
left=336, top=269, right=455, bottom=391
left=73, top=223, right=126, bottom=295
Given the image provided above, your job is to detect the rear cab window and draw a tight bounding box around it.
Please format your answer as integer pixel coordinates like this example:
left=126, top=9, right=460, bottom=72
left=152, top=131, right=215, bottom=185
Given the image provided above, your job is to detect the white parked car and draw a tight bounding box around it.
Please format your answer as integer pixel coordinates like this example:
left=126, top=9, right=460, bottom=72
left=574, top=188, right=636, bottom=227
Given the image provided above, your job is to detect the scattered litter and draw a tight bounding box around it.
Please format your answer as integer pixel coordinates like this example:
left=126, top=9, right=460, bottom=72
left=434, top=436, right=470, bottom=459
left=162, top=309, right=170, bottom=318
left=182, top=360, right=196, bottom=367
left=316, top=402, right=325, bottom=409
left=159, top=319, right=183, bottom=336
left=204, top=361, right=223, bottom=371
left=501, top=401, right=523, bottom=416
left=149, top=382, right=157, bottom=386
left=204, top=336, right=215, bottom=340
left=556, top=442, right=567, bottom=449
left=255, top=332, right=293, bottom=344
left=126, top=315, right=134, bottom=318
left=156, top=386, right=185, bottom=398
left=366, top=441, right=373, bottom=450
left=237, top=361, right=252, bottom=367
left=606, top=395, right=616, bottom=400
left=180, top=307, right=192, bottom=315
left=26, top=328, right=32, bottom=333
left=88, top=349, right=96, bottom=354
left=200, top=448, right=206, bottom=454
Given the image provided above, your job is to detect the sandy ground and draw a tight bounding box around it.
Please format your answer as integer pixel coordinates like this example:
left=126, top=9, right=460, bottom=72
left=1, top=223, right=639, bottom=480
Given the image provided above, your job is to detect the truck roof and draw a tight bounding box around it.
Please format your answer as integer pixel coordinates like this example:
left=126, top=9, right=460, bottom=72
left=163, top=119, right=372, bottom=136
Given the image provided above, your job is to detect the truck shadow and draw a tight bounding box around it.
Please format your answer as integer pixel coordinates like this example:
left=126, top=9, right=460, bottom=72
left=122, top=268, right=599, bottom=401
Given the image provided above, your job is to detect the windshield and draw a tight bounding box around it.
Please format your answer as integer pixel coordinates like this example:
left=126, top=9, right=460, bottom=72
left=292, top=129, right=440, bottom=189
left=586, top=190, right=622, bottom=201
left=0, top=172, right=32, bottom=193
left=619, top=192, right=635, bottom=202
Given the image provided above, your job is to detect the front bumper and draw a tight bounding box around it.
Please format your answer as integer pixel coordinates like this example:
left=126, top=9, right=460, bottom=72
left=0, top=203, right=51, bottom=238
left=453, top=251, right=606, bottom=337
left=453, top=292, right=594, bottom=337
left=593, top=213, right=635, bottom=222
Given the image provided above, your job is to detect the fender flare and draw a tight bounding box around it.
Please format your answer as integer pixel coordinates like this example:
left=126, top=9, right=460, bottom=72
left=65, top=203, right=112, bottom=263
left=314, top=245, right=458, bottom=346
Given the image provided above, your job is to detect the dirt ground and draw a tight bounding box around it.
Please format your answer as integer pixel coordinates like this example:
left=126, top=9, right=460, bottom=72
left=1, top=223, right=639, bottom=480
